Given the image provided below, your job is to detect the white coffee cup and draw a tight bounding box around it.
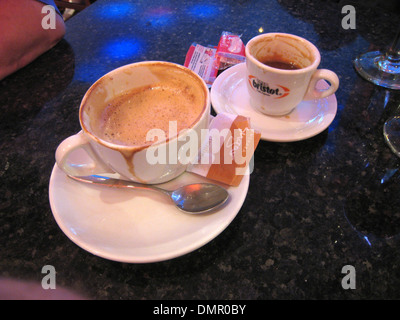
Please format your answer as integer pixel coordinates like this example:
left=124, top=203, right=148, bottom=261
left=56, top=61, right=210, bottom=184
left=245, top=33, right=339, bottom=116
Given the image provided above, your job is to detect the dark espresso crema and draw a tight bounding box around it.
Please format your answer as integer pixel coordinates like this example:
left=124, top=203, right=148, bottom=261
left=260, top=59, right=301, bottom=70
left=89, top=66, right=206, bottom=147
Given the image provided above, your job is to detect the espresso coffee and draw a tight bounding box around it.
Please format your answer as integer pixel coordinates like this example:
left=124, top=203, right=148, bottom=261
left=89, top=65, right=206, bottom=146
left=245, top=33, right=339, bottom=116
left=261, top=59, right=301, bottom=70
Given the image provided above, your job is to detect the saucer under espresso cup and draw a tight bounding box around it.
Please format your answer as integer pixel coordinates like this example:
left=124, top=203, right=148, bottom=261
left=245, top=33, right=339, bottom=116
left=210, top=63, right=338, bottom=142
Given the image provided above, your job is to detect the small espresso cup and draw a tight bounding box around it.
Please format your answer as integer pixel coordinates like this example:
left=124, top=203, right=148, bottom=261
left=56, top=61, right=210, bottom=184
left=245, top=33, right=339, bottom=116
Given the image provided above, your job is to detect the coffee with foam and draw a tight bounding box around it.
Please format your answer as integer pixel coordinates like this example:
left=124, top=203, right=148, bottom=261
left=83, top=62, right=206, bottom=147
left=57, top=61, right=210, bottom=184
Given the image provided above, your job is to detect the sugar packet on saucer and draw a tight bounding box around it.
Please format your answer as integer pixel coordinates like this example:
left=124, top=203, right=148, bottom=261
left=187, top=113, right=261, bottom=186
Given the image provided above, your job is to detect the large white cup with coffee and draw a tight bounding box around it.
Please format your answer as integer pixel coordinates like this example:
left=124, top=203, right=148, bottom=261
left=245, top=33, right=339, bottom=116
left=56, top=61, right=210, bottom=184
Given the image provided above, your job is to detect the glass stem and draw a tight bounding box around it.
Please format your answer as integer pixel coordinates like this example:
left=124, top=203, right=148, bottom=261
left=386, top=27, right=400, bottom=62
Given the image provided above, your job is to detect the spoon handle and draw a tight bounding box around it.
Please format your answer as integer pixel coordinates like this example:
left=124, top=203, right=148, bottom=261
left=68, top=174, right=160, bottom=193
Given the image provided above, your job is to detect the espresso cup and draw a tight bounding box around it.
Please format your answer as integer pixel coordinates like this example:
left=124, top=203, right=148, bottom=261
left=245, top=33, right=339, bottom=116
left=56, top=61, right=210, bottom=184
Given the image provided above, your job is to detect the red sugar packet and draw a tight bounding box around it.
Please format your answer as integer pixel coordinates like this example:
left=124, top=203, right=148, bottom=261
left=184, top=32, right=245, bottom=86
left=216, top=31, right=246, bottom=72
left=184, top=43, right=219, bottom=86
left=187, top=113, right=261, bottom=186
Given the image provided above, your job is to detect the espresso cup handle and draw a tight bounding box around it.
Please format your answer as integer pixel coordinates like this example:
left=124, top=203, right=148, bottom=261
left=303, top=69, right=339, bottom=101
left=55, top=131, right=113, bottom=176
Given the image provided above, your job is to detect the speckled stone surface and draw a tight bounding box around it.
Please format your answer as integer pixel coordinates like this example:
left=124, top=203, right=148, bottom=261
left=1, top=0, right=400, bottom=300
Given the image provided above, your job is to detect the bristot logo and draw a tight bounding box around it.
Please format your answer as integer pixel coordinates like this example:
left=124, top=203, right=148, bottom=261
left=248, top=75, right=290, bottom=99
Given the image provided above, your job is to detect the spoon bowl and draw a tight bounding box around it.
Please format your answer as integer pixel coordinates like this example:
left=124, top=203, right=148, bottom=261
left=68, top=175, right=229, bottom=213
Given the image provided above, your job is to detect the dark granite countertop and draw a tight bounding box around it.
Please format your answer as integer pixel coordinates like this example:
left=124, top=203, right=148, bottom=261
left=1, top=0, right=400, bottom=300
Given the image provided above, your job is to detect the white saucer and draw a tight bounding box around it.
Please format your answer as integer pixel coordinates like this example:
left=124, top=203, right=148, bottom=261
left=211, top=63, right=338, bottom=142
left=48, top=150, right=249, bottom=263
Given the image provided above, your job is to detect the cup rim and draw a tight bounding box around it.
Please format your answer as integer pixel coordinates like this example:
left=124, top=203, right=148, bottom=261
left=78, top=61, right=210, bottom=152
left=245, top=32, right=321, bottom=74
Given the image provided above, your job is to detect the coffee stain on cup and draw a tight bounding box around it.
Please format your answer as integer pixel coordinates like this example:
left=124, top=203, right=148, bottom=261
left=70, top=61, right=210, bottom=184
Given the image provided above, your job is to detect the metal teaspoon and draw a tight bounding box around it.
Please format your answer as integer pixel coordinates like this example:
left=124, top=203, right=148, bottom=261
left=68, top=174, right=229, bottom=214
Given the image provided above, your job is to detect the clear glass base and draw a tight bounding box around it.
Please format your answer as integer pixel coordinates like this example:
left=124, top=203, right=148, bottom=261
left=354, top=51, right=400, bottom=90
left=384, top=116, right=400, bottom=157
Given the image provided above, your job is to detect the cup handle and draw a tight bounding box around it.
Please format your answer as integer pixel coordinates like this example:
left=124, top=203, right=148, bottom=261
left=303, top=69, right=339, bottom=101
left=55, top=130, right=113, bottom=176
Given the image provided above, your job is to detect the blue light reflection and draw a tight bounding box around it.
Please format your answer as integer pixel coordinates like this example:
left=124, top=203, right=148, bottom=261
left=187, top=4, right=219, bottom=18
left=328, top=103, right=344, bottom=133
left=101, top=37, right=145, bottom=61
left=73, top=62, right=109, bottom=83
left=171, top=192, right=184, bottom=207
left=95, top=1, right=136, bottom=19
left=363, top=235, right=372, bottom=247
